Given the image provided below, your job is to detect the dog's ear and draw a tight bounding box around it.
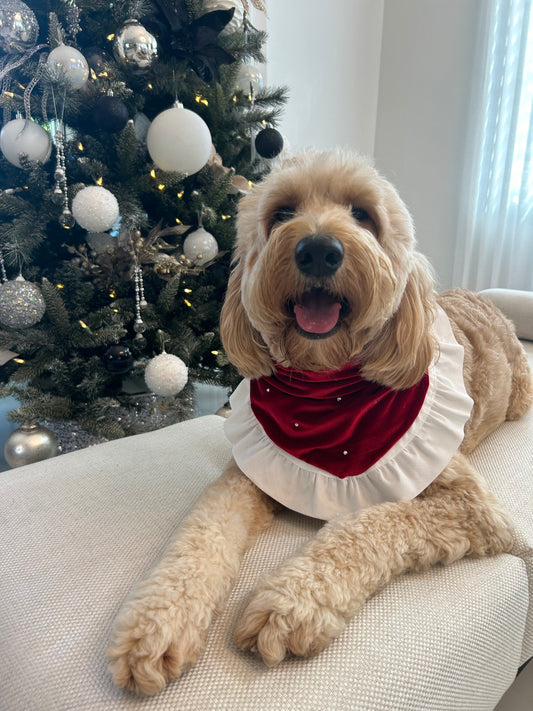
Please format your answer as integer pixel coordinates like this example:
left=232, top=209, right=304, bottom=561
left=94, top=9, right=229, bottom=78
left=360, top=255, right=436, bottom=389
left=220, top=260, right=274, bottom=379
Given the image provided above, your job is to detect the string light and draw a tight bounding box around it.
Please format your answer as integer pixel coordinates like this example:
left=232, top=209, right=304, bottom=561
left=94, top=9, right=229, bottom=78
left=96, top=177, right=103, bottom=186
left=157, top=183, right=165, bottom=191
left=77, top=142, right=84, bottom=151
left=184, top=299, right=192, bottom=307
left=177, top=190, right=184, bottom=199
left=107, top=33, right=115, bottom=40
left=13, top=358, right=25, bottom=364
left=150, top=169, right=156, bottom=178
left=56, top=283, right=65, bottom=289
left=79, top=320, right=88, bottom=329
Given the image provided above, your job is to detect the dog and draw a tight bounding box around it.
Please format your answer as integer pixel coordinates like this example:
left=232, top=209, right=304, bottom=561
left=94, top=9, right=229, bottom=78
left=107, top=150, right=533, bottom=695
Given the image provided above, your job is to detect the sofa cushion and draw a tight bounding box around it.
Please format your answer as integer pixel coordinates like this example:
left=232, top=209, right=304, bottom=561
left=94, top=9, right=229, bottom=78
left=1, top=406, right=531, bottom=710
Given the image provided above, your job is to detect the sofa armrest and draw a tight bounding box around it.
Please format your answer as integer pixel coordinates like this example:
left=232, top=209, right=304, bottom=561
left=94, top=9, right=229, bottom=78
left=480, top=289, right=533, bottom=340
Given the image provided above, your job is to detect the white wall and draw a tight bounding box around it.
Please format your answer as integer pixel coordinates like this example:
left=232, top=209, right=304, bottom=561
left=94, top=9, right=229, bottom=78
left=265, top=0, right=481, bottom=288
left=374, top=0, right=481, bottom=288
left=265, top=0, right=384, bottom=156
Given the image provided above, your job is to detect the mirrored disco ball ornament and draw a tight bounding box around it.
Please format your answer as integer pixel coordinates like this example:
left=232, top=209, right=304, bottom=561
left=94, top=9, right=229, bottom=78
left=0, top=118, right=52, bottom=168
left=146, top=102, right=212, bottom=175
left=0, top=276, right=46, bottom=328
left=47, top=44, right=89, bottom=89
left=71, top=185, right=120, bottom=232
left=0, top=0, right=39, bottom=54
left=183, top=227, right=219, bottom=266
left=114, top=19, right=158, bottom=69
left=144, top=353, right=188, bottom=397
left=4, top=422, right=59, bottom=469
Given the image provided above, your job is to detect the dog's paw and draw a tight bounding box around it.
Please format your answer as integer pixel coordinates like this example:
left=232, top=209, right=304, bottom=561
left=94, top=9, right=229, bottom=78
left=106, top=587, right=209, bottom=695
left=234, top=582, right=347, bottom=667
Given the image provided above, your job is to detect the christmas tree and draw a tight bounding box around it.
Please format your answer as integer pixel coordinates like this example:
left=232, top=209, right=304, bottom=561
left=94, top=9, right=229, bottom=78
left=0, top=0, right=287, bottom=444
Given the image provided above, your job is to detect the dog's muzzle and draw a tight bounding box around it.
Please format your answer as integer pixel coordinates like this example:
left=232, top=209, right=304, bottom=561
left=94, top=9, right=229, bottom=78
left=291, top=235, right=347, bottom=339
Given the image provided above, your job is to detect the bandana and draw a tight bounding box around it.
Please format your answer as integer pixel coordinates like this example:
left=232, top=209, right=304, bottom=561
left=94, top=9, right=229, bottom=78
left=250, top=365, right=429, bottom=478
left=225, top=307, right=473, bottom=520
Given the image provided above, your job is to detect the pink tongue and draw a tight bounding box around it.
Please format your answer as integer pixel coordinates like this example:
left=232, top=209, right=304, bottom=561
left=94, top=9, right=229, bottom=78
left=293, top=291, right=342, bottom=334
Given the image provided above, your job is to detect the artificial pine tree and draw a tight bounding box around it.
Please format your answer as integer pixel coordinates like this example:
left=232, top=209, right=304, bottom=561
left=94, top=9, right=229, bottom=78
left=0, top=0, right=287, bottom=443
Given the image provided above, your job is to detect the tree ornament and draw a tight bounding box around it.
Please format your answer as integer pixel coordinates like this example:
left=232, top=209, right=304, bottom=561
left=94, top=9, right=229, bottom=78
left=102, top=343, right=134, bottom=374
left=183, top=227, right=219, bottom=266
left=46, top=44, right=89, bottom=90
left=4, top=421, right=59, bottom=469
left=0, top=0, right=39, bottom=54
left=255, top=127, right=284, bottom=159
left=0, top=276, right=46, bottom=329
left=92, top=92, right=129, bottom=133
left=82, top=46, right=108, bottom=74
left=0, top=117, right=51, bottom=168
left=144, top=352, right=188, bottom=397
left=113, top=19, right=158, bottom=69
left=132, top=264, right=147, bottom=335
left=146, top=102, right=212, bottom=175
left=71, top=185, right=120, bottom=232
left=202, top=0, right=243, bottom=35
left=236, top=64, right=263, bottom=98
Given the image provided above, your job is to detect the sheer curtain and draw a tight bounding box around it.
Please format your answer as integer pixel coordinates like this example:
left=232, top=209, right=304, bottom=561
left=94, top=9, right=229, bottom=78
left=454, top=0, right=533, bottom=291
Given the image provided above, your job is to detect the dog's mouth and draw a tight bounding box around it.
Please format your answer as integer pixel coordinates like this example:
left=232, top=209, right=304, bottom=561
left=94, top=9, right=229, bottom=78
left=289, top=289, right=349, bottom=339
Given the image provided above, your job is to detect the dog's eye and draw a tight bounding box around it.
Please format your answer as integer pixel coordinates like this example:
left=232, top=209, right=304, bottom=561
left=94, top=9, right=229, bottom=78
left=351, top=207, right=370, bottom=222
left=273, top=206, right=296, bottom=224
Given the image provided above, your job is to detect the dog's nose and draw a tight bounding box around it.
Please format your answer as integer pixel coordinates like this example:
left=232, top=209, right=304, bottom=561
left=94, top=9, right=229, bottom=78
left=294, top=235, right=344, bottom=278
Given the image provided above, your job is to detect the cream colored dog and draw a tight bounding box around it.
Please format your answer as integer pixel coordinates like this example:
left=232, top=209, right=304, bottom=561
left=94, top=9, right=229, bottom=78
left=107, top=151, right=533, bottom=695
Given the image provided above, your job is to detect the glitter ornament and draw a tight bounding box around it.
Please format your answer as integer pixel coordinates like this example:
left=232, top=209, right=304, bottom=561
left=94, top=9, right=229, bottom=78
left=144, top=353, right=188, bottom=397
left=47, top=44, right=89, bottom=89
left=0, top=118, right=52, bottom=168
left=0, top=0, right=39, bottom=54
left=71, top=185, right=120, bottom=232
left=114, top=19, right=158, bottom=69
left=146, top=102, right=212, bottom=175
left=4, top=422, right=59, bottom=469
left=183, top=227, right=219, bottom=265
left=0, top=276, right=46, bottom=329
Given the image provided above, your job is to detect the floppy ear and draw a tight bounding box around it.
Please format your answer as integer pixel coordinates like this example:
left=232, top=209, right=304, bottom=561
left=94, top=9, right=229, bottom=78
left=220, top=260, right=274, bottom=379
left=360, top=255, right=437, bottom=389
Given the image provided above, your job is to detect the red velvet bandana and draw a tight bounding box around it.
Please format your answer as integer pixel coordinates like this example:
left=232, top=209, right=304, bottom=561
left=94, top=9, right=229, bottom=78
left=250, top=364, right=430, bottom=479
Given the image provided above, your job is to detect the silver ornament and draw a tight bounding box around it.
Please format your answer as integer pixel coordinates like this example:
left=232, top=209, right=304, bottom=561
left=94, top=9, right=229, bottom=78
left=0, top=276, right=46, bottom=329
left=113, top=20, right=158, bottom=69
left=0, top=0, right=39, bottom=54
left=4, top=421, right=59, bottom=469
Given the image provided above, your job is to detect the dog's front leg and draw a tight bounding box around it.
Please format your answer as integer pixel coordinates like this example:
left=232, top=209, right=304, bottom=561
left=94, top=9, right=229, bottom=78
left=107, top=461, right=276, bottom=695
left=235, top=453, right=513, bottom=667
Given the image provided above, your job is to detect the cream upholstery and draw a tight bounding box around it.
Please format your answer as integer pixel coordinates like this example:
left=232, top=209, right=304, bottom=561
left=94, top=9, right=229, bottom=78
left=1, top=292, right=532, bottom=711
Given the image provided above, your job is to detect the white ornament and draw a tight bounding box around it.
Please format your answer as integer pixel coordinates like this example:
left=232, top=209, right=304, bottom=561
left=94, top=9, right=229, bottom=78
left=183, top=227, right=219, bottom=265
left=146, top=102, right=212, bottom=175
left=202, top=0, right=243, bottom=35
left=145, top=353, right=188, bottom=397
left=236, top=64, right=263, bottom=97
left=47, top=44, right=89, bottom=89
left=71, top=186, right=120, bottom=233
left=0, top=118, right=51, bottom=168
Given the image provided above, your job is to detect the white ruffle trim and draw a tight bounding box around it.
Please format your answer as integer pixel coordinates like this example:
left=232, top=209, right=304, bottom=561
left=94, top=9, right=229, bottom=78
left=224, top=307, right=473, bottom=520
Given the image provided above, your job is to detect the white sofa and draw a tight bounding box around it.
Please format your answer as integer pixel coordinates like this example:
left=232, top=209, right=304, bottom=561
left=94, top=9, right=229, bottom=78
left=1, top=290, right=532, bottom=711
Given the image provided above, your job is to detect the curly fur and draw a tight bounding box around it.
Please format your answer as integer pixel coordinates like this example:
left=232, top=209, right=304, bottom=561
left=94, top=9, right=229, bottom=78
left=107, top=150, right=533, bottom=694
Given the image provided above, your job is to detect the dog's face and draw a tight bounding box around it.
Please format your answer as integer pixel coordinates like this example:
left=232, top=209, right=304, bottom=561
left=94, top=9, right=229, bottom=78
left=221, top=151, right=436, bottom=389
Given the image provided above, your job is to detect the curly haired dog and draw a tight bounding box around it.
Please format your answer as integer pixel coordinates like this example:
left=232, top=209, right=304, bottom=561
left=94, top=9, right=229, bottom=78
left=107, top=151, right=533, bottom=695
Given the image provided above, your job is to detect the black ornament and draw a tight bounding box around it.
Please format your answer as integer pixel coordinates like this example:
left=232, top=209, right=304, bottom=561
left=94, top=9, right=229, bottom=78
left=82, top=46, right=108, bottom=73
left=154, top=0, right=236, bottom=83
left=103, top=344, right=134, bottom=374
left=255, top=127, right=284, bottom=159
left=92, top=95, right=129, bottom=133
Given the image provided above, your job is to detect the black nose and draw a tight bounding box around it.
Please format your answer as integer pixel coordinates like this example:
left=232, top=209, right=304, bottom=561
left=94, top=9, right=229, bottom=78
left=294, top=235, right=344, bottom=278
